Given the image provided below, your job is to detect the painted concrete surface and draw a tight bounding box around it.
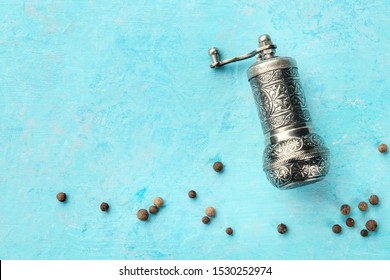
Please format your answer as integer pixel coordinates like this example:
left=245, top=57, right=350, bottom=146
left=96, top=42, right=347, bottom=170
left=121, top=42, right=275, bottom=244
left=0, top=0, right=390, bottom=260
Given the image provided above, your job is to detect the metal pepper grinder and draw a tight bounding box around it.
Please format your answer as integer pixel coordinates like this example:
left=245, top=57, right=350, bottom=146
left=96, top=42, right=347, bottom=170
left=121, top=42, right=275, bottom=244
left=208, top=34, right=329, bottom=190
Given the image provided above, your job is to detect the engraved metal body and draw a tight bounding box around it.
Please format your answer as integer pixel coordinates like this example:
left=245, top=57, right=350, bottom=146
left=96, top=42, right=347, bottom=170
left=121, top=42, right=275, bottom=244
left=209, top=35, right=329, bottom=190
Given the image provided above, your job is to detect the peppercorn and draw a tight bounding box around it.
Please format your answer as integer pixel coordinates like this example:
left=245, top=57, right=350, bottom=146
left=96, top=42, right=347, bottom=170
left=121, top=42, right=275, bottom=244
left=365, top=220, right=377, bottom=232
left=100, top=202, right=109, bottom=212
left=153, top=197, right=164, bottom=208
left=369, top=195, right=379, bottom=205
left=188, top=190, right=197, bottom=199
left=213, top=161, right=223, bottom=172
left=360, top=229, right=368, bottom=237
left=205, top=206, right=216, bottom=217
left=202, top=216, right=210, bottom=224
left=277, top=223, right=288, bottom=234
left=137, top=209, right=149, bottom=221
left=56, top=192, right=66, bottom=202
left=149, top=205, right=158, bottom=214
left=358, top=201, right=368, bottom=212
left=226, top=227, right=233, bottom=235
left=340, top=204, right=351, bottom=215
left=378, top=143, right=388, bottom=153
left=332, top=224, right=342, bottom=234
left=346, top=217, right=355, bottom=227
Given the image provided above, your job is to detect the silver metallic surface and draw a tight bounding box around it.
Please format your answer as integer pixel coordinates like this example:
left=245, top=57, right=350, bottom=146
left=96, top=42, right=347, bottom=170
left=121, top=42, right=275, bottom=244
left=209, top=34, right=329, bottom=190
left=208, top=44, right=277, bottom=68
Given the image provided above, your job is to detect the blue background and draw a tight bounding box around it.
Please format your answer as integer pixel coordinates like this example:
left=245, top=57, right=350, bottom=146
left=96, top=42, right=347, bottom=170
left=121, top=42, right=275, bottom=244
left=1, top=0, right=389, bottom=260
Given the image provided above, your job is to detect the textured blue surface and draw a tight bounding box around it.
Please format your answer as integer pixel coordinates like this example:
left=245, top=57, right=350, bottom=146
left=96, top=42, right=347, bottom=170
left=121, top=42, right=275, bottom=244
left=1, top=0, right=390, bottom=260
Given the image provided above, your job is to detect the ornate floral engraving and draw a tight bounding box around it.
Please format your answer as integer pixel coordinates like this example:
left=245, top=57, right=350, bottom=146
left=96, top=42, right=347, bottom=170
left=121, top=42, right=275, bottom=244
left=291, top=161, right=310, bottom=180
left=263, top=133, right=325, bottom=163
left=302, top=134, right=324, bottom=147
left=309, top=157, right=327, bottom=177
left=268, top=166, right=291, bottom=186
left=250, top=67, right=312, bottom=133
left=265, top=155, right=329, bottom=189
left=287, top=138, right=303, bottom=151
left=262, top=133, right=329, bottom=189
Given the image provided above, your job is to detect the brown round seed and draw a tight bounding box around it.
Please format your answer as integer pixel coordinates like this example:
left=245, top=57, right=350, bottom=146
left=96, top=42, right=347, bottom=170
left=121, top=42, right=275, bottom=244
left=202, top=216, right=210, bottom=224
left=365, top=220, right=377, bottom=232
left=56, top=192, right=66, bottom=202
left=213, top=161, right=223, bottom=172
left=369, top=195, right=379, bottom=205
left=226, top=227, right=233, bottom=235
left=360, top=229, right=368, bottom=237
left=346, top=217, right=355, bottom=227
left=137, top=209, right=149, bottom=221
left=340, top=204, right=351, bottom=215
left=100, top=202, right=109, bottom=212
left=153, top=197, right=164, bottom=208
left=277, top=223, right=288, bottom=234
left=358, top=201, right=368, bottom=212
left=205, top=207, right=216, bottom=217
left=378, top=143, right=388, bottom=153
left=332, top=224, right=342, bottom=234
left=188, top=190, right=197, bottom=199
left=149, top=205, right=158, bottom=214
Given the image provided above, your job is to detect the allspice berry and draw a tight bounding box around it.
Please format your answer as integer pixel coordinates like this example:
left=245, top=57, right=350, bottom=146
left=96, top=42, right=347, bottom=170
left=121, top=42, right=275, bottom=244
left=100, top=202, right=109, bottom=212
left=360, top=229, right=368, bottom=237
left=346, top=217, right=355, bottom=227
left=56, top=192, right=66, bottom=202
left=149, top=205, right=158, bottom=214
left=369, top=195, right=379, bottom=205
left=340, top=204, right=351, bottom=215
left=205, top=206, right=216, bottom=217
left=365, top=220, right=377, bottom=232
left=213, top=161, right=223, bottom=172
left=137, top=209, right=149, bottom=221
left=358, top=201, right=368, bottom=212
left=332, top=224, right=342, bottom=234
left=277, top=223, right=288, bottom=234
left=202, top=216, right=210, bottom=224
left=378, top=143, right=388, bottom=153
left=226, top=227, right=233, bottom=235
left=188, top=190, right=197, bottom=199
left=153, top=197, right=164, bottom=208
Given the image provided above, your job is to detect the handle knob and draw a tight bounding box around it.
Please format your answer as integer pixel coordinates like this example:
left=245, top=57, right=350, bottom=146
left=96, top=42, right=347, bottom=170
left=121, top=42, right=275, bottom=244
left=208, top=47, right=221, bottom=68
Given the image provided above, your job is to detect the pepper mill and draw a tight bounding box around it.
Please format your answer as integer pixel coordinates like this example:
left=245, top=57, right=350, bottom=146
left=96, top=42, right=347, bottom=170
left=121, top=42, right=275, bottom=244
left=208, top=34, right=329, bottom=190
